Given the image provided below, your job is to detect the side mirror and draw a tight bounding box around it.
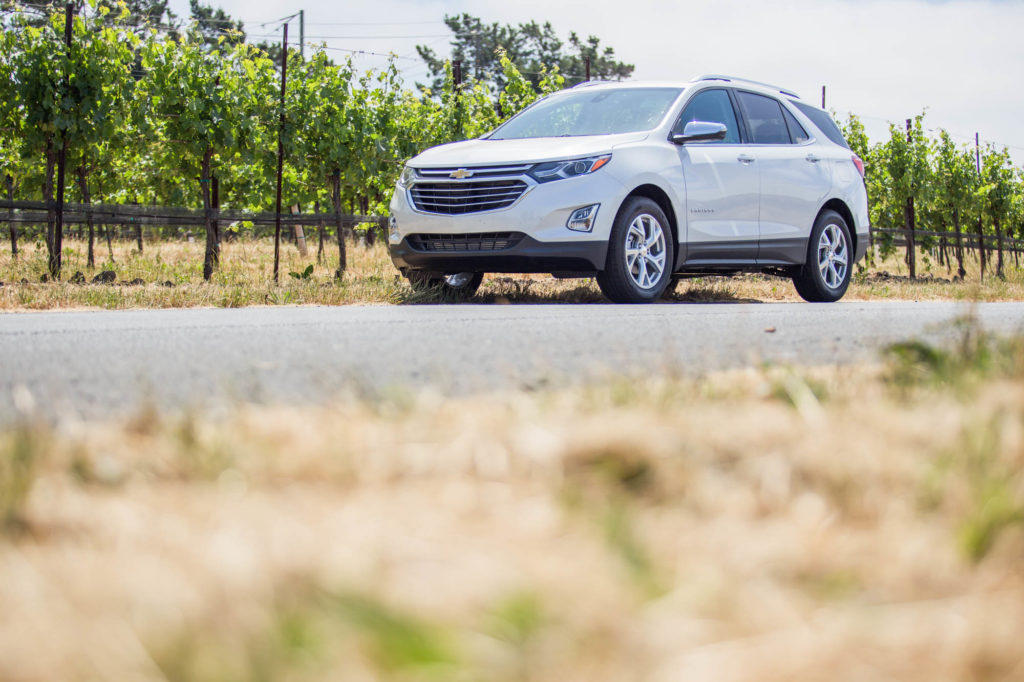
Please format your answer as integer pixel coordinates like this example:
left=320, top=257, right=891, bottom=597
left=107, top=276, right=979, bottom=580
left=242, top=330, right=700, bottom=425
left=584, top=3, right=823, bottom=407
left=671, top=121, right=728, bottom=145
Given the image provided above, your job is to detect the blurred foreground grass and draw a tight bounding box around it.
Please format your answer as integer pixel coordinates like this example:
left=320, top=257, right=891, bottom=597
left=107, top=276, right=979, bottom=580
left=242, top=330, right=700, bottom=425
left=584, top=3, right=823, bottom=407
left=1, top=330, right=1023, bottom=681
left=2, top=237, right=1024, bottom=309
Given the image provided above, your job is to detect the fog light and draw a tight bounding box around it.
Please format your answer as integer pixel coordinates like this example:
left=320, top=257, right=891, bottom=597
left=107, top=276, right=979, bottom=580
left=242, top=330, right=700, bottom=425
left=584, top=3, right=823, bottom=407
left=388, top=216, right=400, bottom=243
left=567, top=204, right=599, bottom=232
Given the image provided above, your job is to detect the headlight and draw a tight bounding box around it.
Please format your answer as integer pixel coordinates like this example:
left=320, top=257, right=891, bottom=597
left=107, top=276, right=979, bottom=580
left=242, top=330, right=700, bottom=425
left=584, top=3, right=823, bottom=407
left=397, top=165, right=416, bottom=188
left=528, top=154, right=611, bottom=183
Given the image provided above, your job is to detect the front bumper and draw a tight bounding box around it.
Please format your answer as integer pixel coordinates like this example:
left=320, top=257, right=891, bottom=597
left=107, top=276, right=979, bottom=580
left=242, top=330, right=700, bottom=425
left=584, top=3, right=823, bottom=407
left=390, top=234, right=607, bottom=274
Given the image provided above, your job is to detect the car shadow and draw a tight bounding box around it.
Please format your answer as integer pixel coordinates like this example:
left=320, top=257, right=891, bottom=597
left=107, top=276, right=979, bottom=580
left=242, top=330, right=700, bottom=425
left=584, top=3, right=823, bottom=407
left=395, top=276, right=765, bottom=305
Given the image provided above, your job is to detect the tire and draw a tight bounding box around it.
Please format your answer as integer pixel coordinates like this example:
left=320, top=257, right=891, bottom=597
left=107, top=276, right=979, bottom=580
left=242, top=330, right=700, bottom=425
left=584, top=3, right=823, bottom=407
left=792, top=210, right=852, bottom=303
left=406, top=271, right=484, bottom=300
left=597, top=197, right=675, bottom=303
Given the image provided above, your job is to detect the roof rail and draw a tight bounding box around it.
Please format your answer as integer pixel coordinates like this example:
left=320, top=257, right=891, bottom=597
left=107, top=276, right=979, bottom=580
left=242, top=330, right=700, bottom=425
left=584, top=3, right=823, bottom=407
left=692, top=74, right=800, bottom=99
left=571, top=79, right=617, bottom=89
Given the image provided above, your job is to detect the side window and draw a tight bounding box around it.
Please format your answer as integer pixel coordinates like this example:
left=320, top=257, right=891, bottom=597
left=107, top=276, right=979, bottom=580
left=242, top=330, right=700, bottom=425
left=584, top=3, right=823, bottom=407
left=782, top=107, right=810, bottom=143
left=793, top=101, right=851, bottom=148
left=673, top=89, right=740, bottom=144
left=737, top=91, right=791, bottom=145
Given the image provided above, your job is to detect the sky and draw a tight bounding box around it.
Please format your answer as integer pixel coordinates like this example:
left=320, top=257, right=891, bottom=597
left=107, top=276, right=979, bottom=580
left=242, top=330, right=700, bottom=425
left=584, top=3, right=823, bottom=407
left=168, top=0, right=1024, bottom=163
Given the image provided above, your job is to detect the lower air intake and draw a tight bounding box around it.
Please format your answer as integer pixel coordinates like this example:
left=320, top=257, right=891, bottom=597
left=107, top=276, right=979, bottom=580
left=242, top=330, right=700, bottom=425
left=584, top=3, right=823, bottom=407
left=407, top=232, right=525, bottom=252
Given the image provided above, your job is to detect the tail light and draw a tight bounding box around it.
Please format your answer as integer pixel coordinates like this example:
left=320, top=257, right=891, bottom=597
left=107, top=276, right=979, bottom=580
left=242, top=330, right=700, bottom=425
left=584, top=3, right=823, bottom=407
left=851, top=155, right=865, bottom=178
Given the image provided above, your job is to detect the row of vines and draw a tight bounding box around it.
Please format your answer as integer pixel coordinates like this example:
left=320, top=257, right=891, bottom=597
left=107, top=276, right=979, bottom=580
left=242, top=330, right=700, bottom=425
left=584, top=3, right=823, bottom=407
left=2, top=1, right=1024, bottom=283
left=841, top=115, right=1024, bottom=280
left=0, top=1, right=563, bottom=279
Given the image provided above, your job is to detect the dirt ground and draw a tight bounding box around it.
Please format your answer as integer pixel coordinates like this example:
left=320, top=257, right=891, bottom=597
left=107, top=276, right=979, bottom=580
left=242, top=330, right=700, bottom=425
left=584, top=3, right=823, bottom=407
left=2, top=237, right=1024, bottom=310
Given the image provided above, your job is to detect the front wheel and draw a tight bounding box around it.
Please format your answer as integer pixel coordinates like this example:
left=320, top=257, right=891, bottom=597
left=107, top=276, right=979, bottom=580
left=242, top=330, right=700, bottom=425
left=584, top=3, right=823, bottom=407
left=407, top=271, right=484, bottom=300
left=793, top=210, right=852, bottom=303
left=596, top=197, right=675, bottom=303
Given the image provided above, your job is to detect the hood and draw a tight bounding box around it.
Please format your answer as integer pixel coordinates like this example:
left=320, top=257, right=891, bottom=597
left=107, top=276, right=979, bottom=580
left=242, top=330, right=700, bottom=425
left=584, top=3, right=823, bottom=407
left=409, top=132, right=650, bottom=168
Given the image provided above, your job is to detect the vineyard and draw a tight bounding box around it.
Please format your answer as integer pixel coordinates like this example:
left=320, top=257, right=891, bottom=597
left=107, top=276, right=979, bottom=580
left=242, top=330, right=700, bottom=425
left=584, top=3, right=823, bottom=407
left=1, top=1, right=1024, bottom=290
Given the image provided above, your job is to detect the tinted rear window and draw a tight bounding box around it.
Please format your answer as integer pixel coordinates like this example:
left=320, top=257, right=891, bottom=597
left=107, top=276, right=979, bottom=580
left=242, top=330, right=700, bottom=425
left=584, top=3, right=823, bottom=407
left=792, top=101, right=849, bottom=148
left=782, top=107, right=810, bottom=144
left=737, top=91, right=791, bottom=144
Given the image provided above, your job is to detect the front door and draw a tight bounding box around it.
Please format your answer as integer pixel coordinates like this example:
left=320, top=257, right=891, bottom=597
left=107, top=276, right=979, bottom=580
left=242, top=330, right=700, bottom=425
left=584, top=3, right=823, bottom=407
left=674, top=88, right=759, bottom=264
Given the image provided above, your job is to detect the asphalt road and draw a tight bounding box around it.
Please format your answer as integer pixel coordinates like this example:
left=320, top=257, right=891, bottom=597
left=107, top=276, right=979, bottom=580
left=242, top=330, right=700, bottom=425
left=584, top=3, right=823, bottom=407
left=2, top=301, right=1024, bottom=423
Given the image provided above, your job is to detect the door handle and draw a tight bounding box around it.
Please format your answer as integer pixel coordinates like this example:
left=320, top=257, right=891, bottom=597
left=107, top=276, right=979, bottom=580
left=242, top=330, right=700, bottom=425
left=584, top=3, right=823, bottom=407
left=737, top=154, right=755, bottom=164
left=805, top=154, right=821, bottom=163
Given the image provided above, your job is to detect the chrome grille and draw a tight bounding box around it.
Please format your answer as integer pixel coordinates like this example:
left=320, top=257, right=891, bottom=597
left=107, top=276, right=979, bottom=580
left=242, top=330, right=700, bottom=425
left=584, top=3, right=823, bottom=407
left=407, top=232, right=525, bottom=252
left=417, top=164, right=533, bottom=179
left=409, top=179, right=528, bottom=215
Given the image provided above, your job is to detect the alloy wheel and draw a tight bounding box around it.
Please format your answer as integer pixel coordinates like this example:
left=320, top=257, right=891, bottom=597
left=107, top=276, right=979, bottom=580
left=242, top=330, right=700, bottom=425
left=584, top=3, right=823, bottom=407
left=624, top=213, right=667, bottom=290
left=817, top=223, right=848, bottom=289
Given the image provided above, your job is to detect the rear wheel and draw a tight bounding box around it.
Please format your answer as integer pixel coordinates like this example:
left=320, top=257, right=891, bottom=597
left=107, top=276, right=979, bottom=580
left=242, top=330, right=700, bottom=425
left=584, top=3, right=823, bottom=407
left=406, top=271, right=484, bottom=299
left=793, top=210, right=852, bottom=303
left=597, top=197, right=674, bottom=303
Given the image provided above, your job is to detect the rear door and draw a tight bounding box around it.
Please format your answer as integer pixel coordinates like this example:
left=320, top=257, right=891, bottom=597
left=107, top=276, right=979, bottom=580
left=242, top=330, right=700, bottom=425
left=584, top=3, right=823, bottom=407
left=674, top=88, right=759, bottom=264
left=734, top=90, right=832, bottom=264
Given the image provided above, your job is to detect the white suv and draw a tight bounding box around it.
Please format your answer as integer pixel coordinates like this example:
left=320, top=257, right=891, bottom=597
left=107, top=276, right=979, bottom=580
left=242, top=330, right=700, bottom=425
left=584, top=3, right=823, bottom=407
left=388, top=75, right=869, bottom=303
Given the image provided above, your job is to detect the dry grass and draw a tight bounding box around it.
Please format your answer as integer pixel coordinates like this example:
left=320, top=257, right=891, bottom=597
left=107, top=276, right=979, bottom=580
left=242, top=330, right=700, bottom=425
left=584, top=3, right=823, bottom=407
left=2, top=333, right=1023, bottom=681
left=2, top=237, right=1024, bottom=310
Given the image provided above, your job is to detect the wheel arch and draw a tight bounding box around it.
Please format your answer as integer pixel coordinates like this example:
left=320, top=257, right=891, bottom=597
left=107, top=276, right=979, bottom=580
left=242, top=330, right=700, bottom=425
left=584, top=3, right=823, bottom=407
left=818, top=198, right=857, bottom=261
left=620, top=183, right=681, bottom=268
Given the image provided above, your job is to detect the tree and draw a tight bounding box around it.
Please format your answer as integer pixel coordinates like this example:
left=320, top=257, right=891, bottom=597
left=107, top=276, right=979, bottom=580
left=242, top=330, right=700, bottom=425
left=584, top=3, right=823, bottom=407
left=881, top=114, right=931, bottom=278
left=140, top=34, right=275, bottom=279
left=416, top=14, right=632, bottom=92
left=95, top=0, right=175, bottom=33
left=6, top=2, right=139, bottom=278
left=6, top=11, right=67, bottom=275
left=561, top=32, right=634, bottom=83
left=978, top=145, right=1016, bottom=279
left=932, top=131, right=977, bottom=279
left=188, top=0, right=245, bottom=50
left=65, top=4, right=140, bottom=268
left=285, top=49, right=356, bottom=274
left=0, top=25, right=23, bottom=257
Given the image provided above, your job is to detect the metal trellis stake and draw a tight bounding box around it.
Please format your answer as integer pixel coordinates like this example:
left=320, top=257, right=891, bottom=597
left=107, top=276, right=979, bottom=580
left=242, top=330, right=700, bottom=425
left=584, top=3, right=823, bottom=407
left=52, top=2, right=74, bottom=280
left=905, top=118, right=916, bottom=280
left=273, top=23, right=288, bottom=283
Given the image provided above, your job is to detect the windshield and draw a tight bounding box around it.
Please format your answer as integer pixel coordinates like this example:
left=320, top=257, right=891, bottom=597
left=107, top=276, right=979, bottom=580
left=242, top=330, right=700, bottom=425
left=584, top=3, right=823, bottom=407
left=489, top=87, right=684, bottom=140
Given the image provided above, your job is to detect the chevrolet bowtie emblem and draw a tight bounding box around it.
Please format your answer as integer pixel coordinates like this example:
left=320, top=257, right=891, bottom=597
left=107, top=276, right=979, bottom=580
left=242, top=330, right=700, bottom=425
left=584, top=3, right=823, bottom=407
left=449, top=168, right=474, bottom=179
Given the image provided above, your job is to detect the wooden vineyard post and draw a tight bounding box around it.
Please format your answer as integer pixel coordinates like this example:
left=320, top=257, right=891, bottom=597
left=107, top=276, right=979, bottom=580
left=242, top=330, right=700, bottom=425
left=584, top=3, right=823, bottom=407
left=211, top=175, right=220, bottom=245
left=332, top=170, right=346, bottom=278
left=5, top=174, right=15, bottom=258
left=75, top=166, right=94, bottom=268
left=314, top=200, right=325, bottom=263
left=291, top=204, right=308, bottom=257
